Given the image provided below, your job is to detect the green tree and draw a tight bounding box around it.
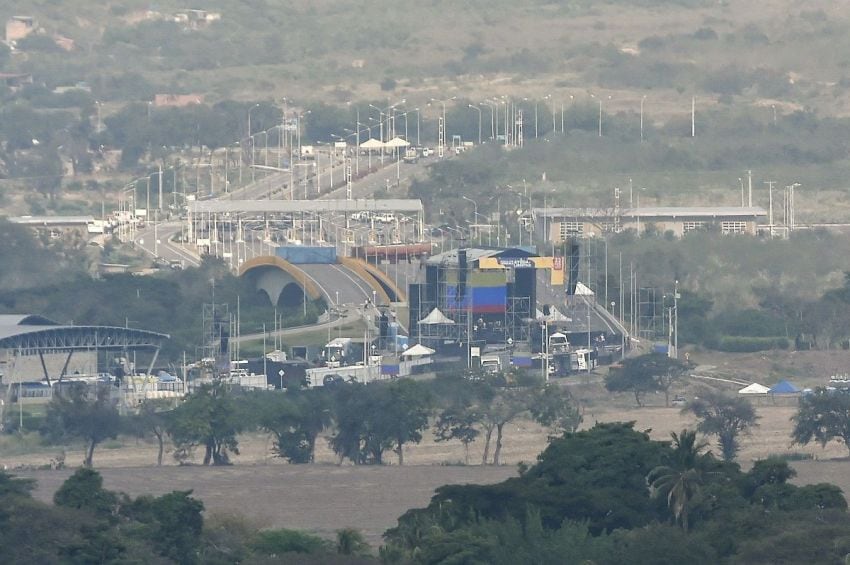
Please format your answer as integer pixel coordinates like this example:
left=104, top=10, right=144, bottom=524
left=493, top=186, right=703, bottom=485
left=605, top=353, right=687, bottom=406
left=335, top=528, right=370, bottom=556
left=53, top=468, right=118, bottom=518
left=0, top=471, right=35, bottom=498
left=129, top=398, right=173, bottom=466
left=685, top=389, right=758, bottom=461
left=258, top=389, right=331, bottom=463
left=167, top=383, right=242, bottom=465
left=41, top=383, right=120, bottom=467
left=330, top=380, right=431, bottom=465
left=529, top=383, right=583, bottom=439
left=126, top=490, right=205, bottom=564
left=381, top=379, right=432, bottom=465
left=647, top=430, right=712, bottom=532
left=480, top=387, right=530, bottom=465
left=792, top=388, right=850, bottom=455
left=249, top=528, right=333, bottom=556
left=435, top=403, right=481, bottom=464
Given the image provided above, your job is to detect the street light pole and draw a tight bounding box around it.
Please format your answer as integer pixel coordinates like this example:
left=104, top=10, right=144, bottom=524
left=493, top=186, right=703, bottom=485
left=247, top=103, right=260, bottom=138
left=468, top=104, right=482, bottom=145
left=673, top=279, right=679, bottom=359
left=598, top=99, right=603, bottom=137
left=461, top=195, right=479, bottom=239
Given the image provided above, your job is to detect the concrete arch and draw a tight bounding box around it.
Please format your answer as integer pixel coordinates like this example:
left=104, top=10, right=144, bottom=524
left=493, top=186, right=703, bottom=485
left=239, top=256, right=323, bottom=306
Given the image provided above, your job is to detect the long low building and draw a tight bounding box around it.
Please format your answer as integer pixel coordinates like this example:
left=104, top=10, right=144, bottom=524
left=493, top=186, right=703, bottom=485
left=533, top=206, right=768, bottom=241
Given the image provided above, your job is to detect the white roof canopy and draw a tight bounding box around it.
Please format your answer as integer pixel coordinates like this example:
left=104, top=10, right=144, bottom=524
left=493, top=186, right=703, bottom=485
left=360, top=138, right=384, bottom=149
left=575, top=282, right=595, bottom=296
left=738, top=383, right=771, bottom=395
left=402, top=343, right=435, bottom=357
left=536, top=308, right=571, bottom=322
left=418, top=308, right=455, bottom=325
left=384, top=136, right=410, bottom=148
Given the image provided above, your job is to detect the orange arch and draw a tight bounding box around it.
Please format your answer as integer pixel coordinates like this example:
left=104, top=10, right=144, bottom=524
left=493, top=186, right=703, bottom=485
left=238, top=255, right=323, bottom=301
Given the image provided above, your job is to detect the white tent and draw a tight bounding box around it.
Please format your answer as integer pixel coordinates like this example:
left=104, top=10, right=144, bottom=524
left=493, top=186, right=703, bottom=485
left=738, top=383, right=770, bottom=395
left=401, top=344, right=436, bottom=357
left=536, top=307, right=572, bottom=322
left=384, top=136, right=411, bottom=148
left=418, top=307, right=455, bottom=325
left=360, top=138, right=384, bottom=149
left=575, top=282, right=595, bottom=296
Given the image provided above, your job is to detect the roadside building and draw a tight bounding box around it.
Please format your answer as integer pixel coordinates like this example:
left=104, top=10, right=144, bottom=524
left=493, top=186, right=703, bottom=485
left=153, top=93, right=205, bottom=107
left=534, top=206, right=767, bottom=242
left=9, top=215, right=95, bottom=240
left=5, top=16, right=37, bottom=42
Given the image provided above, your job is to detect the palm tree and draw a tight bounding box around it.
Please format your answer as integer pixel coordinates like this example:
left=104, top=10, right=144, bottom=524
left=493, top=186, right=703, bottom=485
left=647, top=429, right=710, bottom=532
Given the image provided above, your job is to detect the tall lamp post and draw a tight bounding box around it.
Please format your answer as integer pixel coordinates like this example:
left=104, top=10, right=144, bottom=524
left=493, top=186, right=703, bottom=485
left=482, top=101, right=496, bottom=140
left=468, top=104, right=482, bottom=145
left=429, top=96, right=456, bottom=157
left=247, top=103, right=261, bottom=138
left=461, top=195, right=479, bottom=241
left=673, top=280, right=679, bottom=359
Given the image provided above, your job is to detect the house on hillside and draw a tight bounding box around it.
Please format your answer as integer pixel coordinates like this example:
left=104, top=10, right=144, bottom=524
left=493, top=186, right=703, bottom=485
left=174, top=9, right=221, bottom=29
left=154, top=93, right=205, bottom=107
left=0, top=72, right=33, bottom=90
left=5, top=16, right=37, bottom=42
left=52, top=34, right=75, bottom=51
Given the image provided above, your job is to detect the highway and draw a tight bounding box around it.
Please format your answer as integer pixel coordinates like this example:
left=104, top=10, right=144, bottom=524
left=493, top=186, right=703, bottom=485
left=126, top=151, right=437, bottom=354
left=297, top=263, right=376, bottom=307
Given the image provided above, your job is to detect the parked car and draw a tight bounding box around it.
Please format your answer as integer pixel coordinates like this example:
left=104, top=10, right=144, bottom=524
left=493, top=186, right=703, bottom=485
left=374, top=213, right=396, bottom=223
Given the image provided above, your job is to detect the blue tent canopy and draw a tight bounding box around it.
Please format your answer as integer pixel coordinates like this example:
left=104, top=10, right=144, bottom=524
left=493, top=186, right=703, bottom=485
left=770, top=380, right=800, bottom=394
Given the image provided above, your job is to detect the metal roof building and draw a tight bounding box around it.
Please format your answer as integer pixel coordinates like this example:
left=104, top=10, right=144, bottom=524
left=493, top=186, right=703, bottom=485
left=533, top=206, right=768, bottom=240
left=0, top=315, right=169, bottom=385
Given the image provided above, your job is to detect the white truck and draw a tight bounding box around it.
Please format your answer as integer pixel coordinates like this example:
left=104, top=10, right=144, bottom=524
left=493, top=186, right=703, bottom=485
left=480, top=355, right=502, bottom=374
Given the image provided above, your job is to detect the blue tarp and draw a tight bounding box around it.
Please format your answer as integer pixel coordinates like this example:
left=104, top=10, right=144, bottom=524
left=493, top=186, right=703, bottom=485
left=770, top=380, right=800, bottom=394
left=512, top=356, right=533, bottom=368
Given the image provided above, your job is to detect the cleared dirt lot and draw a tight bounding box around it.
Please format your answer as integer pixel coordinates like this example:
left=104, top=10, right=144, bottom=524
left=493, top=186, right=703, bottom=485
left=20, top=465, right=515, bottom=546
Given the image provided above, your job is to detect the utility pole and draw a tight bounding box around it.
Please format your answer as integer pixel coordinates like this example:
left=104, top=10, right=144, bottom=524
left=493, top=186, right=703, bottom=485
left=691, top=96, right=696, bottom=138
left=747, top=170, right=753, bottom=207
left=765, top=181, right=776, bottom=237
left=157, top=163, right=163, bottom=211
left=673, top=279, right=679, bottom=359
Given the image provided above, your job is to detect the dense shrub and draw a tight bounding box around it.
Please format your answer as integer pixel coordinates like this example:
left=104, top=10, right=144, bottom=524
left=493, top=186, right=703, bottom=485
left=713, top=336, right=790, bottom=352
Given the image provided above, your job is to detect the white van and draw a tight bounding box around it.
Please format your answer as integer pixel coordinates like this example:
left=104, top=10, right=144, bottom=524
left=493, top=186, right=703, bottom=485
left=480, top=355, right=501, bottom=374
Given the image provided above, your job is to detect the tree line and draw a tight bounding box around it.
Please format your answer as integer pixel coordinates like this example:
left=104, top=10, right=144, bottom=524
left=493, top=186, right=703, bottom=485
left=30, top=370, right=581, bottom=469
left=29, top=352, right=850, bottom=468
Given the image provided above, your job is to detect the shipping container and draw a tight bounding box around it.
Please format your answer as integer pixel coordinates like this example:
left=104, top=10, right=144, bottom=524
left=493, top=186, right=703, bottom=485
left=276, top=245, right=337, bottom=264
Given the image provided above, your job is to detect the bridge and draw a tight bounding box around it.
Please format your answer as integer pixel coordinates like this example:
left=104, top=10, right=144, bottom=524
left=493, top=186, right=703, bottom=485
left=184, top=198, right=422, bottom=310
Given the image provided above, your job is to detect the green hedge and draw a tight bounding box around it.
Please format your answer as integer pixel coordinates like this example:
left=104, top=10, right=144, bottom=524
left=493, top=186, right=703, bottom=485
left=713, top=335, right=790, bottom=352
